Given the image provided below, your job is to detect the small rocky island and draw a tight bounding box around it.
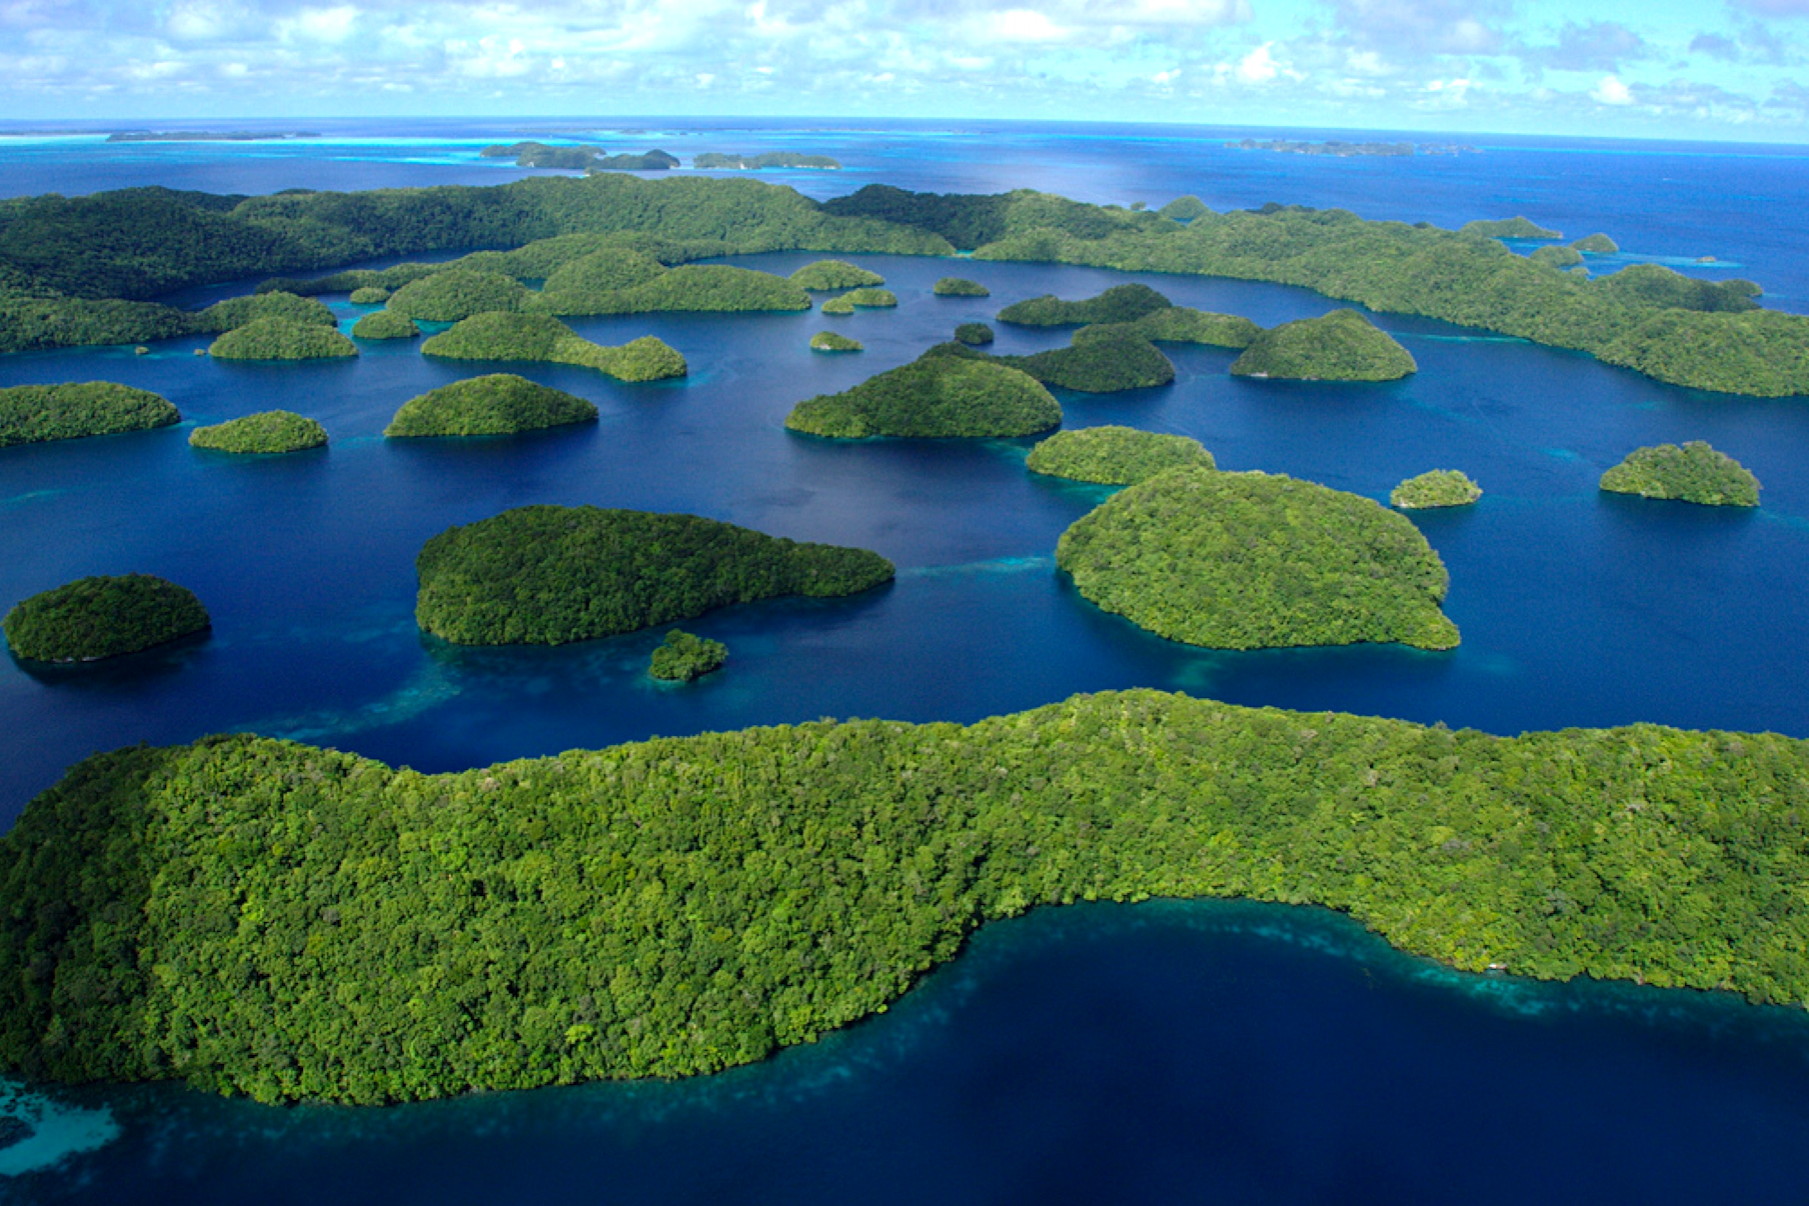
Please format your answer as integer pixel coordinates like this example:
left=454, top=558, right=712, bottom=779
left=189, top=410, right=328, bottom=454
left=933, top=277, right=990, bottom=297
left=1230, top=310, right=1416, bottom=381
left=415, top=506, right=894, bottom=645
left=1600, top=441, right=1760, bottom=506
left=481, top=142, right=679, bottom=171
left=4, top=574, right=210, bottom=662
left=1230, top=138, right=1476, bottom=157
left=791, top=261, right=885, bottom=290
left=785, top=350, right=1060, bottom=438
left=821, top=288, right=897, bottom=315
left=810, top=331, right=863, bottom=352
left=385, top=374, right=598, bottom=438
left=649, top=630, right=729, bottom=681
left=1027, top=426, right=1214, bottom=485
left=1391, top=469, right=1482, bottom=509
left=1056, top=466, right=1459, bottom=650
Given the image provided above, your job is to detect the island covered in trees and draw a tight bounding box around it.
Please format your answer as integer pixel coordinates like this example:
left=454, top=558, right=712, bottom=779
left=790, top=260, right=884, bottom=290
left=0, top=382, right=179, bottom=447
left=1599, top=441, right=1761, bottom=506
left=414, top=506, right=895, bottom=645
left=384, top=375, right=598, bottom=438
left=694, top=152, right=841, bottom=170
left=1230, top=309, right=1416, bottom=381
left=421, top=313, right=686, bottom=381
left=1230, top=138, right=1477, bottom=156
left=649, top=630, right=728, bottom=681
left=189, top=410, right=327, bottom=454
left=2, top=574, right=208, bottom=662
left=209, top=316, right=357, bottom=360
left=1056, top=467, right=1460, bottom=650
left=785, top=350, right=1060, bottom=438
left=1391, top=469, right=1482, bottom=508
left=1026, top=426, right=1214, bottom=485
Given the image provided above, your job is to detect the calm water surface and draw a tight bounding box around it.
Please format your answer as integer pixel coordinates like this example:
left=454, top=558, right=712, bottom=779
left=1, top=123, right=1807, bottom=1202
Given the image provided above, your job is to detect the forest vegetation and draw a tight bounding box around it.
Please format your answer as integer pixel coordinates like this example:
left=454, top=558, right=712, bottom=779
left=350, top=310, right=420, bottom=340
left=385, top=269, right=533, bottom=322
left=1599, top=441, right=1760, bottom=506
left=996, top=283, right=1173, bottom=326
left=1026, top=426, right=1214, bottom=484
left=1460, top=217, right=1562, bottom=239
left=415, top=505, right=894, bottom=645
left=0, top=381, right=179, bottom=447
left=3, top=574, right=209, bottom=662
left=1573, top=233, right=1619, bottom=254
left=785, top=351, right=1061, bottom=438
left=1391, top=469, right=1482, bottom=509
left=188, top=410, right=327, bottom=454
left=648, top=629, right=728, bottom=681
left=1056, top=467, right=1459, bottom=650
left=932, top=277, right=990, bottom=297
left=820, top=287, right=897, bottom=315
left=810, top=331, right=862, bottom=352
left=694, top=152, right=841, bottom=170
left=535, top=265, right=810, bottom=316
left=790, top=261, right=884, bottom=290
left=954, top=322, right=993, bottom=345
left=384, top=374, right=598, bottom=438
left=348, top=286, right=391, bottom=304
left=421, top=313, right=686, bottom=381
left=208, top=317, right=358, bottom=361
left=1229, top=310, right=1416, bottom=380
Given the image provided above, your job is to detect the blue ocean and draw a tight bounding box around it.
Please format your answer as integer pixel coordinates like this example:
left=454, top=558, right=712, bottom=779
left=3, top=117, right=1809, bottom=1202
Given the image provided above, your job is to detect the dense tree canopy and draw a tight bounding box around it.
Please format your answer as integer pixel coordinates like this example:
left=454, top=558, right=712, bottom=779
left=209, top=317, right=358, bottom=361
left=350, top=310, right=420, bottom=340
left=3, top=574, right=209, bottom=662
left=790, top=261, right=885, bottom=290
left=810, top=331, right=862, bottom=352
left=1026, top=426, right=1214, bottom=484
left=1599, top=441, right=1760, bottom=506
left=1391, top=469, right=1482, bottom=509
left=1230, top=310, right=1416, bottom=381
left=421, top=313, right=686, bottom=381
left=648, top=629, right=728, bottom=681
left=189, top=410, right=327, bottom=454
left=1460, top=217, right=1561, bottom=239
left=0, top=382, right=179, bottom=448
left=785, top=351, right=1060, bottom=438
left=996, top=283, right=1173, bottom=326
left=384, top=374, right=598, bottom=438
left=932, top=277, right=990, bottom=297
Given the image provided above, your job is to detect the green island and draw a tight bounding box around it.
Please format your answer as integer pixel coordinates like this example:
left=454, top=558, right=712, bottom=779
left=1599, top=441, right=1761, bottom=507
left=996, top=282, right=1172, bottom=326
left=0, top=382, right=179, bottom=448
left=350, top=310, right=420, bottom=340
left=948, top=327, right=1175, bottom=392
left=2, top=574, right=209, bottom=663
left=1461, top=216, right=1562, bottom=239
left=3, top=176, right=1803, bottom=394
left=1391, top=469, right=1482, bottom=509
left=349, top=286, right=390, bottom=304
left=189, top=410, right=327, bottom=454
left=954, top=322, right=994, bottom=345
left=415, top=505, right=894, bottom=645
left=1120, top=306, right=1262, bottom=348
left=785, top=350, right=1061, bottom=438
left=2, top=686, right=1806, bottom=1103
left=649, top=629, right=728, bottom=681
left=1158, top=195, right=1211, bottom=222
left=534, top=265, right=810, bottom=316
left=810, top=331, right=862, bottom=352
left=1229, top=309, right=1416, bottom=381
left=386, top=269, right=532, bottom=323
left=1026, top=426, right=1214, bottom=484
left=1057, top=466, right=1459, bottom=650
left=209, top=317, right=358, bottom=361
left=421, top=313, right=686, bottom=382
left=1531, top=245, right=1584, bottom=269
left=933, top=277, right=990, bottom=297
left=790, top=260, right=884, bottom=290
left=820, top=287, right=897, bottom=315
left=1573, top=233, right=1619, bottom=254
left=384, top=374, right=598, bottom=438
left=588, top=151, right=681, bottom=173
left=694, top=152, right=841, bottom=170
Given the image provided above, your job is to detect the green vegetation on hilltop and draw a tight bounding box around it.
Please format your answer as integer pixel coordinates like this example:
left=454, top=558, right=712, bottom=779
left=386, top=269, right=532, bottom=323
left=649, top=629, right=728, bottom=681
left=421, top=312, right=686, bottom=381
left=534, top=265, right=810, bottom=316
left=1158, top=195, right=1211, bottom=222
left=1461, top=216, right=1562, bottom=239
left=821, top=287, right=897, bottom=315
left=785, top=351, right=1060, bottom=438
left=1057, top=467, right=1458, bottom=650
left=790, top=260, right=884, bottom=290
left=208, top=317, right=358, bottom=361
left=954, top=322, right=994, bottom=345
left=1599, top=441, right=1760, bottom=507
left=3, top=574, right=208, bottom=662
left=1230, top=310, right=1415, bottom=381
left=188, top=410, right=327, bottom=454
left=350, top=310, right=420, bottom=340
left=0, top=382, right=179, bottom=448
left=1573, top=233, right=1619, bottom=254
left=198, top=291, right=337, bottom=331
left=1391, top=469, right=1482, bottom=509
left=588, top=151, right=681, bottom=172
left=996, top=283, right=1172, bottom=326
left=1026, top=426, right=1213, bottom=484
left=694, top=152, right=841, bottom=170
left=5, top=688, right=1809, bottom=1103
left=1531, top=245, right=1584, bottom=269
left=415, top=505, right=894, bottom=645
left=933, top=277, right=989, bottom=297
left=349, top=286, right=390, bottom=304
left=810, top=331, right=862, bottom=352
left=970, top=329, right=1176, bottom=392
left=384, top=374, right=598, bottom=438
left=1590, top=263, right=1758, bottom=313
left=1120, top=306, right=1261, bottom=348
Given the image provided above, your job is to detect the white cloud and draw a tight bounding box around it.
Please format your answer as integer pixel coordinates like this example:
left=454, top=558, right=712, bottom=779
left=983, top=9, right=1069, bottom=42
left=1235, top=41, right=1280, bottom=83
left=1590, top=74, right=1633, bottom=104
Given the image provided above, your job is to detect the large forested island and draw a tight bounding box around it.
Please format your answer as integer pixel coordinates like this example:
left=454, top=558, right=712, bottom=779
left=1, top=687, right=1805, bottom=1104
left=209, top=316, right=357, bottom=361
left=0, top=381, right=179, bottom=447
left=785, top=350, right=1061, bottom=438
left=3, top=574, right=209, bottom=662
left=420, top=313, right=687, bottom=381
left=0, top=174, right=1798, bottom=394
left=384, top=375, right=598, bottom=438
left=1026, top=426, right=1214, bottom=484
left=1056, top=467, right=1459, bottom=650
left=414, top=506, right=895, bottom=645
left=1230, top=309, right=1416, bottom=381
left=1599, top=441, right=1761, bottom=506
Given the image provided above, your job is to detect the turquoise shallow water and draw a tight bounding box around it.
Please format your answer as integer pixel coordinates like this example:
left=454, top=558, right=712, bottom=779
left=3, top=123, right=1809, bottom=1200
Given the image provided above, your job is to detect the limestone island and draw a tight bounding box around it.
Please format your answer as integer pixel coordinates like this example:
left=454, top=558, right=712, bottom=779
left=1573, top=233, right=1619, bottom=254
left=530, top=248, right=669, bottom=314
left=3, top=573, right=210, bottom=663
left=650, top=630, right=728, bottom=681
left=1391, top=469, right=1482, bottom=509
left=415, top=505, right=894, bottom=645
left=351, top=311, right=421, bottom=340
left=933, top=277, right=990, bottom=297
left=785, top=350, right=1061, bottom=439
left=945, top=327, right=1175, bottom=393
left=810, top=331, right=863, bottom=352
left=0, top=382, right=179, bottom=448
left=189, top=410, right=327, bottom=454
left=349, top=286, right=391, bottom=304
left=386, top=269, right=533, bottom=323
left=209, top=317, right=358, bottom=361
left=1027, top=426, right=1214, bottom=485
left=1530, top=245, right=1584, bottom=270
left=791, top=261, right=885, bottom=291
left=997, top=283, right=1172, bottom=326
left=693, top=152, right=841, bottom=170
left=1599, top=441, right=1760, bottom=507
left=820, top=288, right=897, bottom=315
left=955, top=322, right=994, bottom=346
left=1229, top=310, right=1416, bottom=381
left=1461, top=217, right=1563, bottom=239
left=385, top=374, right=598, bottom=438
left=535, top=265, right=810, bottom=317
left=421, top=313, right=686, bottom=382
left=1056, top=466, right=1459, bottom=650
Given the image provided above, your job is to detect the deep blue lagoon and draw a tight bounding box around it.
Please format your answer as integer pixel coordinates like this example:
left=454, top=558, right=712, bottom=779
left=3, top=119, right=1809, bottom=1201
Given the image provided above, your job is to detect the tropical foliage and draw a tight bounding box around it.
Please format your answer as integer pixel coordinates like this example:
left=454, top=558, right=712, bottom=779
left=932, top=277, right=990, bottom=297
left=384, top=374, right=598, bottom=438
left=3, top=574, right=208, bottom=662
left=1599, top=441, right=1760, bottom=506
left=1391, top=469, right=1482, bottom=509
left=350, top=310, right=420, bottom=340
left=1026, top=426, right=1214, bottom=484
left=421, top=313, right=686, bottom=382
left=0, top=381, right=179, bottom=447
left=996, top=283, right=1173, bottom=326
left=385, top=270, right=532, bottom=322
left=189, top=410, right=327, bottom=454
left=208, top=317, right=357, bottom=361
left=790, top=261, right=884, bottom=290
left=648, top=629, right=728, bottom=681
left=1230, top=310, right=1416, bottom=380
left=810, top=331, right=862, bottom=352
left=785, top=351, right=1060, bottom=438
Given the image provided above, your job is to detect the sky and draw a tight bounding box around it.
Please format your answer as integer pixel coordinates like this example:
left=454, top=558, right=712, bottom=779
left=3, top=0, right=1808, bottom=140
